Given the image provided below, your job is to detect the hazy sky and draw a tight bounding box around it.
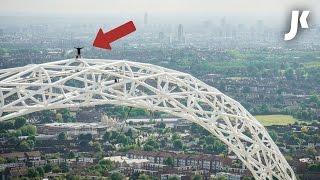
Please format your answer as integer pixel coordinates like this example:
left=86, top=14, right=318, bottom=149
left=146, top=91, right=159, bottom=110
left=0, top=0, right=319, bottom=28
left=0, top=0, right=319, bottom=15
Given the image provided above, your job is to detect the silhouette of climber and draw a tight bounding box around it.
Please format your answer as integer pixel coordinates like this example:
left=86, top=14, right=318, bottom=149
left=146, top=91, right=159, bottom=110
left=75, top=47, right=83, bottom=58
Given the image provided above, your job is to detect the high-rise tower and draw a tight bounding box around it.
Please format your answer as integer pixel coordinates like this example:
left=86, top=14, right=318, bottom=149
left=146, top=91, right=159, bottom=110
left=144, top=12, right=148, bottom=26
left=178, top=24, right=184, bottom=42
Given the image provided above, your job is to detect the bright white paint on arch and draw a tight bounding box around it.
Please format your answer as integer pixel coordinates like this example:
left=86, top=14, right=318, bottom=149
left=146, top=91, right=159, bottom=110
left=0, top=58, right=296, bottom=180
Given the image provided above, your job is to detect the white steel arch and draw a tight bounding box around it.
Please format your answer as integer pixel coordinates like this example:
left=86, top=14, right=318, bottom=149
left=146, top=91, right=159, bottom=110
left=0, top=58, right=295, bottom=180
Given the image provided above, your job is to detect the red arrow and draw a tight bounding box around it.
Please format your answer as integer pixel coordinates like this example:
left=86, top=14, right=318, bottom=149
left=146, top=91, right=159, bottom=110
left=93, top=21, right=136, bottom=50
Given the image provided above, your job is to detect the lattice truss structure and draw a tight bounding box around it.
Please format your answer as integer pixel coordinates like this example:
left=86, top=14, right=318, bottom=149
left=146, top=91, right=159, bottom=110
left=0, top=59, right=295, bottom=179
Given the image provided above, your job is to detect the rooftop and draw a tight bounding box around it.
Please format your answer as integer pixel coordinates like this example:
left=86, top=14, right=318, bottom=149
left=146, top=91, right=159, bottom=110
left=126, top=118, right=183, bottom=123
left=104, top=156, right=149, bottom=164
left=43, top=122, right=108, bottom=129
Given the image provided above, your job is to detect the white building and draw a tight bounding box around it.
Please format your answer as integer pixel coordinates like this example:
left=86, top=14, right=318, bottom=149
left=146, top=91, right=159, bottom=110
left=104, top=156, right=149, bottom=168
left=38, top=122, right=108, bottom=136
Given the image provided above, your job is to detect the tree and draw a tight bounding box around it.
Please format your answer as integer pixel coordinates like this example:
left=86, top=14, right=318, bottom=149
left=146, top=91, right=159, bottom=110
left=144, top=138, right=159, bottom=151
left=157, top=121, right=166, bottom=129
left=284, top=68, right=294, bottom=80
left=20, top=125, right=37, bottom=136
left=17, top=140, right=32, bottom=151
left=242, top=177, right=254, bottom=180
left=283, top=131, right=295, bottom=142
left=242, top=86, right=251, bottom=93
left=52, top=164, right=61, bottom=173
left=28, top=135, right=36, bottom=141
left=212, top=176, right=227, bottom=180
left=306, top=147, right=317, bottom=156
left=92, top=141, right=103, bottom=152
left=59, top=162, right=69, bottom=173
left=66, top=174, right=81, bottom=180
left=0, top=156, right=6, bottom=164
left=56, top=113, right=63, bottom=122
left=168, top=176, right=179, bottom=180
left=308, top=163, right=320, bottom=172
left=125, top=128, right=134, bottom=137
left=164, top=157, right=174, bottom=167
left=68, top=151, right=76, bottom=159
left=117, top=134, right=130, bottom=145
left=44, top=163, right=52, bottom=173
left=171, top=133, right=180, bottom=141
left=301, top=126, right=309, bottom=133
left=98, top=159, right=114, bottom=171
left=190, top=123, right=208, bottom=135
left=27, top=139, right=35, bottom=149
left=27, top=168, right=39, bottom=178
left=284, top=155, right=293, bottom=162
left=143, top=145, right=155, bottom=151
left=212, top=140, right=227, bottom=153
left=5, top=121, right=15, bottom=129
left=138, top=173, right=152, bottom=180
left=14, top=117, right=26, bottom=129
left=40, top=110, right=56, bottom=123
left=257, top=104, right=269, bottom=114
left=111, top=131, right=120, bottom=140
left=36, top=166, right=44, bottom=177
left=58, top=132, right=67, bottom=141
left=192, top=175, right=202, bottom=180
left=110, top=172, right=125, bottom=180
left=58, top=108, right=75, bottom=122
left=268, top=130, right=278, bottom=142
left=78, top=133, right=92, bottom=147
left=173, top=139, right=183, bottom=150
left=205, top=135, right=215, bottom=144
left=103, top=131, right=112, bottom=141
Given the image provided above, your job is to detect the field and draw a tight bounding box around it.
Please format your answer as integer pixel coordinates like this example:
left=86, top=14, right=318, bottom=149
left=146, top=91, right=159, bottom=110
left=254, top=115, right=297, bottom=126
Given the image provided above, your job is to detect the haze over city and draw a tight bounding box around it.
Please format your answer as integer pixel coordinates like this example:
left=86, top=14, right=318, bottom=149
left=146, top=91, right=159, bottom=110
left=1, top=0, right=320, bottom=27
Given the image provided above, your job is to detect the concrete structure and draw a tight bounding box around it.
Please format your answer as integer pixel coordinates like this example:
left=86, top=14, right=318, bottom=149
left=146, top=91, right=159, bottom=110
left=0, top=58, right=295, bottom=180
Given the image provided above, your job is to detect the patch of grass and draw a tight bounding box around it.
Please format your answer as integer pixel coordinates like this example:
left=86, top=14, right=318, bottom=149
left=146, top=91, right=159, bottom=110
left=254, top=115, right=297, bottom=126
left=304, top=61, right=320, bottom=67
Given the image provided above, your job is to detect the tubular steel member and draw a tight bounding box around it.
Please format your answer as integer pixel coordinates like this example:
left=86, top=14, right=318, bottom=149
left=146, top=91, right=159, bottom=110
left=0, top=58, right=296, bottom=180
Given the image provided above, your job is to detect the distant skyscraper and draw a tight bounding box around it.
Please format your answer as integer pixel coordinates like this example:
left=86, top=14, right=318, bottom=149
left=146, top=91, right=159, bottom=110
left=220, top=17, right=226, bottom=27
left=178, top=24, right=184, bottom=42
left=159, top=32, right=164, bottom=40
left=257, top=20, right=263, bottom=31
left=238, top=24, right=244, bottom=30
left=256, top=20, right=264, bottom=40
left=144, top=12, right=148, bottom=26
left=203, top=20, right=211, bottom=28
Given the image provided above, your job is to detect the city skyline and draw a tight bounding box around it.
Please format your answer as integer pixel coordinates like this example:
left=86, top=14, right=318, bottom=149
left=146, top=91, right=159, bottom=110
left=1, top=0, right=319, bottom=26
left=1, top=0, right=319, bottom=14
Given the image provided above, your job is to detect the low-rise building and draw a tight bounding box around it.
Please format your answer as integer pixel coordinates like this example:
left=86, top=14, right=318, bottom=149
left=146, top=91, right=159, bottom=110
left=1, top=151, right=43, bottom=168
left=104, top=156, right=149, bottom=169
left=37, top=122, right=109, bottom=137
left=125, top=150, right=233, bottom=173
